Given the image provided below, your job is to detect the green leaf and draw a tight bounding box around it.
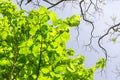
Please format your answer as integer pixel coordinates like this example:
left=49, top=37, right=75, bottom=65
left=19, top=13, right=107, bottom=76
left=91, top=67, right=96, bottom=72
left=0, top=58, right=10, bottom=66
left=41, top=24, right=48, bottom=32
left=43, top=53, right=49, bottom=62
left=19, top=47, right=31, bottom=55
left=70, top=63, right=75, bottom=72
left=0, top=47, right=4, bottom=53
left=39, top=7, right=48, bottom=14
left=67, top=48, right=74, bottom=56
left=49, top=11, right=57, bottom=22
left=67, top=66, right=75, bottom=72
left=53, top=19, right=63, bottom=26
left=96, top=58, right=106, bottom=69
left=32, top=45, right=40, bottom=57
left=29, top=27, right=37, bottom=36
left=61, top=32, right=70, bottom=41
left=18, top=55, right=27, bottom=63
left=54, top=73, right=62, bottom=78
left=65, top=15, right=81, bottom=26
left=27, top=39, right=33, bottom=47
left=41, top=67, right=50, bottom=74
left=1, top=31, right=8, bottom=40
left=54, top=65, right=65, bottom=73
left=50, top=72, right=55, bottom=77
left=56, top=46, right=63, bottom=55
left=41, top=15, right=49, bottom=23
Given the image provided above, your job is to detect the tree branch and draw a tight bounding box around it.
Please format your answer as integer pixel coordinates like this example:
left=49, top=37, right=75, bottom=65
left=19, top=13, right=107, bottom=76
left=47, top=0, right=65, bottom=9
left=98, top=22, right=120, bottom=60
left=9, top=39, right=18, bottom=80
left=79, top=0, right=95, bottom=48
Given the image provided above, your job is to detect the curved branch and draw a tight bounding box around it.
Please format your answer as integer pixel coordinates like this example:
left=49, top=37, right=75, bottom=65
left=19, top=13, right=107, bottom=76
left=98, top=22, right=120, bottom=60
left=79, top=0, right=95, bottom=46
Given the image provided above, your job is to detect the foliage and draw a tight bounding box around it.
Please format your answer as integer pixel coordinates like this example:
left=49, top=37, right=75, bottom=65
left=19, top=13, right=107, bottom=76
left=0, top=0, right=105, bottom=80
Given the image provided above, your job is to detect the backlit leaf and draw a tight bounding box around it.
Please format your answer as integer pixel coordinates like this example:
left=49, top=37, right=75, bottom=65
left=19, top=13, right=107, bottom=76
left=49, top=11, right=57, bottom=22
left=27, top=39, right=33, bottom=47
left=39, top=7, right=48, bottom=14
left=1, top=31, right=7, bottom=40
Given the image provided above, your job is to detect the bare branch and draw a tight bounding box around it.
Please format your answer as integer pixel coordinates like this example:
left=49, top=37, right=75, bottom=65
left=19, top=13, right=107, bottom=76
left=43, top=0, right=54, bottom=5
left=98, top=22, right=120, bottom=60
left=47, top=0, right=64, bottom=9
left=79, top=0, right=95, bottom=48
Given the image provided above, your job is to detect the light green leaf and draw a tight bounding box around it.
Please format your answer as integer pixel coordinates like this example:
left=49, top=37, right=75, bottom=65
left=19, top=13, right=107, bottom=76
left=41, top=67, right=50, bottom=74
left=19, top=47, right=31, bottom=55
left=27, top=39, right=33, bottom=47
left=0, top=47, right=3, bottom=53
left=39, top=7, right=48, bottom=14
left=56, top=46, right=63, bottom=55
left=61, top=32, right=70, bottom=41
left=29, top=27, right=37, bottom=36
left=70, top=63, right=75, bottom=72
left=67, top=66, right=75, bottom=72
left=96, top=58, right=106, bottom=69
left=49, top=11, right=57, bottom=21
left=54, top=73, right=62, bottom=78
left=32, top=45, right=40, bottom=57
left=0, top=58, right=10, bottom=66
left=1, top=31, right=7, bottom=40
left=43, top=53, right=49, bottom=62
left=54, top=65, right=65, bottom=73
left=66, top=15, right=81, bottom=26
left=41, top=15, right=49, bottom=23
left=67, top=48, right=74, bottom=56
left=50, top=72, right=55, bottom=77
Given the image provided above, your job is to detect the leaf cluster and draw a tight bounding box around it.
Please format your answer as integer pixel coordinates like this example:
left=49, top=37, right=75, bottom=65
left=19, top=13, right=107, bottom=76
left=0, top=0, right=105, bottom=80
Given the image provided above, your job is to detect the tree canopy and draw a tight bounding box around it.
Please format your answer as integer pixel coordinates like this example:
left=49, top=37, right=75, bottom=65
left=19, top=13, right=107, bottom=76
left=0, top=0, right=105, bottom=80
left=14, top=0, right=120, bottom=79
left=16, top=0, right=111, bottom=61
